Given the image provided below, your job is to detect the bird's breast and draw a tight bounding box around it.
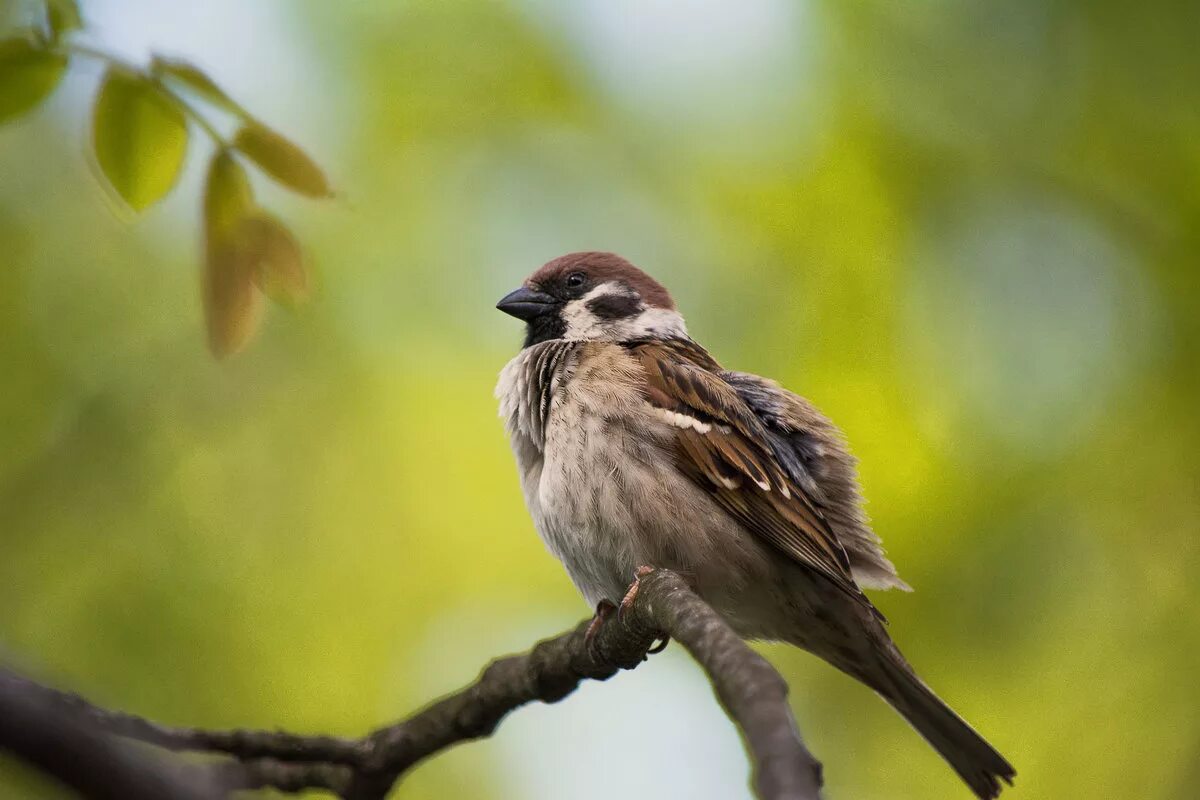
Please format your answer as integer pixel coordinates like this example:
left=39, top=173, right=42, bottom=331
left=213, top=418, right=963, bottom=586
left=497, top=342, right=769, bottom=606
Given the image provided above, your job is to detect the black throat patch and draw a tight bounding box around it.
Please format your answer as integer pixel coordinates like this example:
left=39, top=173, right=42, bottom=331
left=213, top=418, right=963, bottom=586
left=523, top=312, right=566, bottom=348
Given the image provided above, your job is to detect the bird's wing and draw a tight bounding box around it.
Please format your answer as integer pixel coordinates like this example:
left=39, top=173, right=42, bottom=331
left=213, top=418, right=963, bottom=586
left=626, top=339, right=874, bottom=609
left=721, top=369, right=911, bottom=593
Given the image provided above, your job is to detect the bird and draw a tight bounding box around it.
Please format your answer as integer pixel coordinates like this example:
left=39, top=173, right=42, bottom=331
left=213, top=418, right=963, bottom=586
left=494, top=251, right=1015, bottom=799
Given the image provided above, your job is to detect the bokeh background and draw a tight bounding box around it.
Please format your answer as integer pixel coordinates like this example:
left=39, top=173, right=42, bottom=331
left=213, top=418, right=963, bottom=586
left=2, top=0, right=1198, bottom=798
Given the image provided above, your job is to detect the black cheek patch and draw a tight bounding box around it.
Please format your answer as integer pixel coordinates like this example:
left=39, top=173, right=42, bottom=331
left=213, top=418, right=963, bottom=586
left=586, top=293, right=642, bottom=320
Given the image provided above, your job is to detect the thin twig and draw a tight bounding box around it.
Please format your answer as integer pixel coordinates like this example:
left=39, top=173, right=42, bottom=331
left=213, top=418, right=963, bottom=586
left=59, top=42, right=229, bottom=145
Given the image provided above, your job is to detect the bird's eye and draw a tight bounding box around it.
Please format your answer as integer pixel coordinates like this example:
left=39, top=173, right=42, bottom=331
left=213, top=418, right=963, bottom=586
left=566, top=272, right=586, bottom=289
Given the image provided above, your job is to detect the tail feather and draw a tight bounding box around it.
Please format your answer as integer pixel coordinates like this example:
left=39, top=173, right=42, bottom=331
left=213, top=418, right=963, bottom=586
left=870, top=646, right=1015, bottom=799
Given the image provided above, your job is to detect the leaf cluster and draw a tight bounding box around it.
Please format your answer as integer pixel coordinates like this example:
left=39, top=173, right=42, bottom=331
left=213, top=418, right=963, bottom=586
left=0, top=0, right=330, bottom=356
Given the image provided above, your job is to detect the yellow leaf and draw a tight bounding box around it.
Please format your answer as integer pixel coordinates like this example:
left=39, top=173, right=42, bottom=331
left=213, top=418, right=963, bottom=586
left=203, top=238, right=264, bottom=358
left=233, top=122, right=331, bottom=198
left=152, top=56, right=245, bottom=117
left=91, top=68, right=189, bottom=211
left=0, top=38, right=68, bottom=124
left=238, top=213, right=310, bottom=306
left=202, top=150, right=262, bottom=357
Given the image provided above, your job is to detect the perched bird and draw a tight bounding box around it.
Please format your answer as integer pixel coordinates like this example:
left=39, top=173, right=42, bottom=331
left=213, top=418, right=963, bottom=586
left=495, top=252, right=1015, bottom=798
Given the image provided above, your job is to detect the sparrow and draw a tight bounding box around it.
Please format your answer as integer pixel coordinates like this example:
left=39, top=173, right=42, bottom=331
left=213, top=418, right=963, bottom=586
left=495, top=252, right=1015, bottom=798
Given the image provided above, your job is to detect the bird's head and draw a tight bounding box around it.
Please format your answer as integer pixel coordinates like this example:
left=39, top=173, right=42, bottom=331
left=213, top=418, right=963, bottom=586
left=497, top=252, right=687, bottom=347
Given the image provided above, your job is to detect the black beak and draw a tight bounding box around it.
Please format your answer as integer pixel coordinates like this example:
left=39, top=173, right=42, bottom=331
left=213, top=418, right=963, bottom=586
left=496, top=287, right=557, bottom=321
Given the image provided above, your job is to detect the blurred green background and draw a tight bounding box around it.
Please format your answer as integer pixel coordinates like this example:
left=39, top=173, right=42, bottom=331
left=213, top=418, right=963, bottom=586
left=2, top=0, right=1198, bottom=798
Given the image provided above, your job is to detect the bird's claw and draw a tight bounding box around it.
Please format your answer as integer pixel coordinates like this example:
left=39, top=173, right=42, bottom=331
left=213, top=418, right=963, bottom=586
left=587, top=568, right=670, bottom=661
left=622, top=567, right=669, bottom=656
left=617, top=566, right=656, bottom=623
left=584, top=599, right=616, bottom=658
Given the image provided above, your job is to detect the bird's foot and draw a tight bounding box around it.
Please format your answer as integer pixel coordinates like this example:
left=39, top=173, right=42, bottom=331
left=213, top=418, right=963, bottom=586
left=587, top=568, right=671, bottom=660
left=617, top=565, right=656, bottom=621
left=584, top=599, right=616, bottom=658
left=618, top=566, right=671, bottom=655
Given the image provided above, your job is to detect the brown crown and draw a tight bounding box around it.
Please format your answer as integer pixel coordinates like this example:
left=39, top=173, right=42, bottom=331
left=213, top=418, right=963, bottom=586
left=527, top=252, right=675, bottom=310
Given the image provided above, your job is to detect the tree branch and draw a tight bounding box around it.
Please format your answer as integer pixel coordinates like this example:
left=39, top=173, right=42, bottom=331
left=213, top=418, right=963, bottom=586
left=0, top=674, right=228, bottom=800
left=1, top=569, right=823, bottom=800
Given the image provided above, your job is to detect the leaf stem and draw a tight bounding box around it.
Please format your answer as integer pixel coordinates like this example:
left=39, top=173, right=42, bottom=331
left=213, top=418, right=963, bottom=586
left=60, top=41, right=139, bottom=73
left=60, top=42, right=228, bottom=146
left=160, top=84, right=227, bottom=147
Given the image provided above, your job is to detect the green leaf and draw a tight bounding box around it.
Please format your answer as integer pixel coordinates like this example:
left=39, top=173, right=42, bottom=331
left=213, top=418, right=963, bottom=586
left=45, top=0, right=83, bottom=40
left=152, top=56, right=245, bottom=117
left=202, top=150, right=263, bottom=357
left=0, top=38, right=68, bottom=124
left=91, top=68, right=189, bottom=211
left=239, top=212, right=309, bottom=306
left=233, top=122, right=331, bottom=198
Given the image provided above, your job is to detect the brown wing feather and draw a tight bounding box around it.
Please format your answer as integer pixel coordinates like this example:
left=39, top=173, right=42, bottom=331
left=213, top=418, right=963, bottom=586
left=627, top=340, right=873, bottom=608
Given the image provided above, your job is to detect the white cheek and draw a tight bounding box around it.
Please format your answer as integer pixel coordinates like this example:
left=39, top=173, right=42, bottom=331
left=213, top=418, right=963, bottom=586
left=561, top=282, right=688, bottom=341
left=563, top=304, right=689, bottom=341
left=627, top=307, right=688, bottom=339
left=561, top=299, right=603, bottom=339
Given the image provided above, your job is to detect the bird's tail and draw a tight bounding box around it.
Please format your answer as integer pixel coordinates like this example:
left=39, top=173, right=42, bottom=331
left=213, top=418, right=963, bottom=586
left=865, top=642, right=1016, bottom=799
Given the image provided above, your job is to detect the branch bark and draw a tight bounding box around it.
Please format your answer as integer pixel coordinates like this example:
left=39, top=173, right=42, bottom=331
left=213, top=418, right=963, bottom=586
left=0, top=569, right=823, bottom=800
left=0, top=674, right=227, bottom=800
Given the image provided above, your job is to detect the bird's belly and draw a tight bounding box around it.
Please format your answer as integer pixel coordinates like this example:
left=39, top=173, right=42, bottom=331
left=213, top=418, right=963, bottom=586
left=532, top=406, right=771, bottom=608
